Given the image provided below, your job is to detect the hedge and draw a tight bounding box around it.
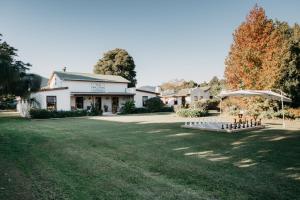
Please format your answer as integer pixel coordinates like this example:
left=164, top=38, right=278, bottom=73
left=29, top=109, right=100, bottom=119
left=176, top=108, right=208, bottom=118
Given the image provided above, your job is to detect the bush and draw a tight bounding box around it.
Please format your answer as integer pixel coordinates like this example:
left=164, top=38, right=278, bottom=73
left=288, top=108, right=300, bottom=119
left=120, top=100, right=136, bottom=114
left=88, top=103, right=102, bottom=116
left=29, top=109, right=89, bottom=119
left=145, top=97, right=164, bottom=112
left=191, top=100, right=209, bottom=111
left=176, top=108, right=208, bottom=118
left=159, top=106, right=174, bottom=112
left=207, top=99, right=220, bottom=110
left=133, top=107, right=150, bottom=113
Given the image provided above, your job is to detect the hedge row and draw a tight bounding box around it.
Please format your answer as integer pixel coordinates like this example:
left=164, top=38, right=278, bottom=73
left=121, top=106, right=174, bottom=114
left=176, top=108, right=208, bottom=118
left=29, top=109, right=99, bottom=119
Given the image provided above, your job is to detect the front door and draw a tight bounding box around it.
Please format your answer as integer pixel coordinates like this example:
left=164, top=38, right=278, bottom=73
left=95, top=97, right=102, bottom=111
left=112, top=97, right=119, bottom=114
left=76, top=97, right=84, bottom=109
left=182, top=96, right=186, bottom=107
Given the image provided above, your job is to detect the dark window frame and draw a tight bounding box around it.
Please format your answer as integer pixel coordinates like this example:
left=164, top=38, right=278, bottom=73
left=46, top=96, right=57, bottom=111
left=76, top=97, right=84, bottom=109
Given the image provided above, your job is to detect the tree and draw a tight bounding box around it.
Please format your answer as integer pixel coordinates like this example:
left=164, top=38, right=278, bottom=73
left=160, top=79, right=197, bottom=91
left=145, top=97, right=164, bottom=112
left=224, top=5, right=283, bottom=90
left=208, top=76, right=225, bottom=97
left=275, top=23, right=300, bottom=107
left=0, top=34, right=40, bottom=97
left=94, top=48, right=137, bottom=87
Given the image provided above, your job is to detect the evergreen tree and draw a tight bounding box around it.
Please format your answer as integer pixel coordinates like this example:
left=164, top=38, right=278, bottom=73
left=0, top=34, right=40, bottom=97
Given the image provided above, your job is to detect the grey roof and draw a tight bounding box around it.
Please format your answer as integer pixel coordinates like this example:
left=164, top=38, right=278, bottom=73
left=137, top=86, right=156, bottom=93
left=175, top=88, right=191, bottom=97
left=53, top=71, right=130, bottom=83
left=40, top=76, right=49, bottom=88
left=199, top=86, right=211, bottom=92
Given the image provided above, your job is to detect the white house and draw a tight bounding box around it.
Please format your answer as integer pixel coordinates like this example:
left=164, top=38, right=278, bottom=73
left=28, top=71, right=135, bottom=113
left=132, top=86, right=160, bottom=107
left=160, top=86, right=212, bottom=107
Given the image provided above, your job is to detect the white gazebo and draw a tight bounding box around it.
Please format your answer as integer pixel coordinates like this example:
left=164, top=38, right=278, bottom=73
left=218, top=90, right=292, bottom=128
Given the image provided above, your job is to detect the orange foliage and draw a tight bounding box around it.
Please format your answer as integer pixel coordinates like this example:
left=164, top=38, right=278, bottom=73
left=225, top=5, right=284, bottom=90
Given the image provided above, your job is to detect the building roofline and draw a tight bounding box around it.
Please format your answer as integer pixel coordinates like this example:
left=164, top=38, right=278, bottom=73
left=136, top=89, right=159, bottom=95
left=37, top=87, right=69, bottom=92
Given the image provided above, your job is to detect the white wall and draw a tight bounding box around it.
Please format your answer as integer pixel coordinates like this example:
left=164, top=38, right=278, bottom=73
left=62, top=81, right=128, bottom=93
left=190, top=88, right=211, bottom=102
left=49, top=74, right=63, bottom=88
left=31, top=89, right=71, bottom=111
left=134, top=90, right=157, bottom=108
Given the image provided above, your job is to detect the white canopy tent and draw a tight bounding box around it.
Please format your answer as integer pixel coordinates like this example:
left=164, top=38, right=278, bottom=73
left=218, top=90, right=292, bottom=128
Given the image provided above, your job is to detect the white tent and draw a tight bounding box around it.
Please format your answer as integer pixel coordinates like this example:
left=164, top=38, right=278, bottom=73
left=218, top=90, right=292, bottom=128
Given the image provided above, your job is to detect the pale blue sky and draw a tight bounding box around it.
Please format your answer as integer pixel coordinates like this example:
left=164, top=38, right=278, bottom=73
left=1, top=0, right=299, bottom=86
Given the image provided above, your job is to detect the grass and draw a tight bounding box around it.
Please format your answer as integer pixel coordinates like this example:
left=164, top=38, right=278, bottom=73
left=0, top=114, right=300, bottom=199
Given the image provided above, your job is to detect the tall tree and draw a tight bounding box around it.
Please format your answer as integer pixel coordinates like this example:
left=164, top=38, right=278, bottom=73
left=224, top=5, right=283, bottom=90
left=0, top=34, right=41, bottom=97
left=275, top=22, right=300, bottom=107
left=94, top=48, right=137, bottom=87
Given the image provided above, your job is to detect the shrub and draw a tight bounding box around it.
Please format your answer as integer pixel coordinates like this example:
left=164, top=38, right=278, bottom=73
left=176, top=108, right=208, bottom=118
left=133, top=107, right=150, bottom=113
left=288, top=108, right=300, bottom=119
left=29, top=109, right=89, bottom=119
left=120, top=100, right=136, bottom=114
left=145, top=97, right=164, bottom=112
left=159, top=106, right=174, bottom=112
left=88, top=103, right=102, bottom=116
left=206, top=99, right=220, bottom=110
left=191, top=100, right=209, bottom=111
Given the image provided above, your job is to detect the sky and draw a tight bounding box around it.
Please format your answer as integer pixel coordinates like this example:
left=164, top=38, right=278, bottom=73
left=1, top=0, right=300, bottom=87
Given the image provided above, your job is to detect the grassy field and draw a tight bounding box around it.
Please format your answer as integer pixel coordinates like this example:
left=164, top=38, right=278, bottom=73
left=0, top=114, right=300, bottom=200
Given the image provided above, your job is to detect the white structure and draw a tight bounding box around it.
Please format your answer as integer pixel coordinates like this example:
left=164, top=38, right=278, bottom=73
left=25, top=71, right=135, bottom=113
left=218, top=89, right=292, bottom=128
left=131, top=86, right=160, bottom=107
left=161, top=86, right=212, bottom=107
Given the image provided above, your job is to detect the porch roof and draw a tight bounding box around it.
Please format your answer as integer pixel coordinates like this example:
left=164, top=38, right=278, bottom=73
left=70, top=92, right=135, bottom=96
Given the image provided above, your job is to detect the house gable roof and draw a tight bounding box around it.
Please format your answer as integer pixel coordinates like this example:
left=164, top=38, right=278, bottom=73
left=51, top=71, right=130, bottom=83
left=136, top=86, right=159, bottom=94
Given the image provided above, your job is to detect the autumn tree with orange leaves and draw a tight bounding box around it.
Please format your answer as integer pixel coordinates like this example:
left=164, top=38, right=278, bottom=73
left=224, top=5, right=284, bottom=90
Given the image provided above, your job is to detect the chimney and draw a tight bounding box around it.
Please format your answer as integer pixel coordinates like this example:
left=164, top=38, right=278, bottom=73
left=63, top=67, right=66, bottom=72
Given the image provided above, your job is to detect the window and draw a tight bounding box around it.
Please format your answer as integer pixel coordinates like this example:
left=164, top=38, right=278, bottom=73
left=46, top=96, right=57, bottom=110
left=210, top=96, right=213, bottom=99
left=142, top=96, right=148, bottom=107
left=76, top=97, right=84, bottom=109
left=194, top=96, right=198, bottom=101
left=174, top=99, right=178, bottom=105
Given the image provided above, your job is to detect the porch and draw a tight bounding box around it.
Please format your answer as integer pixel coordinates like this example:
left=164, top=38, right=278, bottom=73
left=70, top=92, right=134, bottom=114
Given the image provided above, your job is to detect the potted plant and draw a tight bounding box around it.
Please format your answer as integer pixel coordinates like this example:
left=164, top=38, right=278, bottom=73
left=104, top=105, right=108, bottom=112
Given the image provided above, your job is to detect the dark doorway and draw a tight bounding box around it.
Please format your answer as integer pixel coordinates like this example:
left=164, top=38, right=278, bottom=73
left=182, top=96, right=186, bottom=106
left=112, top=97, right=119, bottom=114
left=76, top=97, right=84, bottom=109
left=95, top=97, right=102, bottom=111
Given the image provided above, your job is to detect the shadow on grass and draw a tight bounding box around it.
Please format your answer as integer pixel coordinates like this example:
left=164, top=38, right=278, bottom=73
left=0, top=115, right=300, bottom=199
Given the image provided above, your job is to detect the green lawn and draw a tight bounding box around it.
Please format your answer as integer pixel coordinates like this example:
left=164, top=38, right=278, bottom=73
left=0, top=115, right=300, bottom=200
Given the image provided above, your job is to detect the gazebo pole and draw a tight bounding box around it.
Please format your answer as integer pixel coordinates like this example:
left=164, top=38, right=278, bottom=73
left=281, top=90, right=285, bottom=128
